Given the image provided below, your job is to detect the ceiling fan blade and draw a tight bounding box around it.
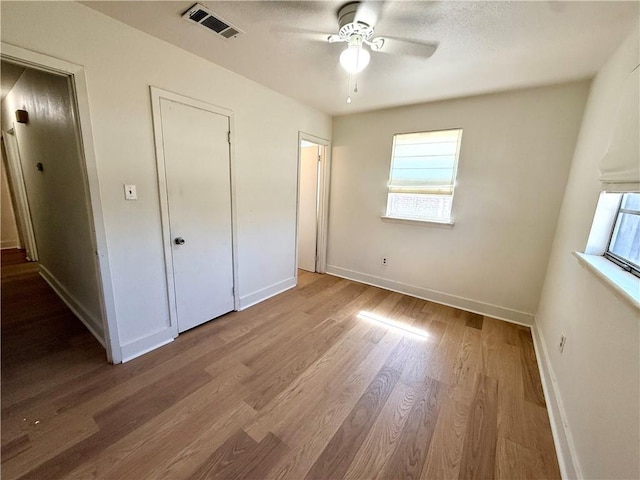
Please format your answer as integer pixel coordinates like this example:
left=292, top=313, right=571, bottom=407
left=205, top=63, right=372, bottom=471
left=376, top=36, right=438, bottom=59
left=354, top=0, right=386, bottom=27
left=327, top=34, right=343, bottom=43
left=273, top=26, right=336, bottom=44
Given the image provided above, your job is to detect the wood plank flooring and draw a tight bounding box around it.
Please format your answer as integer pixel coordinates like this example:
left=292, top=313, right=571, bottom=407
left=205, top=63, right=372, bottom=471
left=1, top=249, right=561, bottom=479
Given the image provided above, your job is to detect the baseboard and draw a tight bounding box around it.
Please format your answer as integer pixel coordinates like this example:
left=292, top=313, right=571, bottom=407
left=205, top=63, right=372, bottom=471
left=239, top=276, right=297, bottom=310
left=1, top=240, right=19, bottom=249
left=325, top=265, right=535, bottom=326
left=531, top=324, right=581, bottom=479
left=39, top=265, right=105, bottom=347
left=120, top=328, right=175, bottom=363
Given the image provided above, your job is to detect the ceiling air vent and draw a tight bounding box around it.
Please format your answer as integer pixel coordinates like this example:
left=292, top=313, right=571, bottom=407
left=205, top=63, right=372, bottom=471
left=182, top=3, right=243, bottom=40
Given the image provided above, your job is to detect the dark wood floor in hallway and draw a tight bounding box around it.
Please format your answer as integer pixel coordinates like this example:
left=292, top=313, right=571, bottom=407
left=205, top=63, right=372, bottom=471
left=1, top=249, right=560, bottom=479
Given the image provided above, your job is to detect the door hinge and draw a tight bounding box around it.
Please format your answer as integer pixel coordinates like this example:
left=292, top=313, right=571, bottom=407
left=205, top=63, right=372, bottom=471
left=227, top=131, right=231, bottom=144
left=318, top=154, right=321, bottom=162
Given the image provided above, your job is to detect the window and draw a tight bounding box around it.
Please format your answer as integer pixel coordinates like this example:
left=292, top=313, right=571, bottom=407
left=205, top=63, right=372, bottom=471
left=605, top=192, right=640, bottom=277
left=577, top=192, right=639, bottom=308
left=385, top=129, right=462, bottom=223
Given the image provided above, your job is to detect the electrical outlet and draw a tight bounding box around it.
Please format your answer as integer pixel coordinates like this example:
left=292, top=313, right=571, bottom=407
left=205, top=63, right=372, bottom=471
left=382, top=257, right=388, bottom=266
left=559, top=334, right=567, bottom=354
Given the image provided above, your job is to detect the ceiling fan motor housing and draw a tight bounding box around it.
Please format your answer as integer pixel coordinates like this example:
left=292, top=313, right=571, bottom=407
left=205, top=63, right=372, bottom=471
left=338, top=2, right=374, bottom=40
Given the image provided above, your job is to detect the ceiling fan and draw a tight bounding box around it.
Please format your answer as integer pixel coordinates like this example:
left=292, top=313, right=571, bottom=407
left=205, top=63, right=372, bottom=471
left=327, top=2, right=385, bottom=73
left=315, top=1, right=439, bottom=103
left=290, top=0, right=438, bottom=103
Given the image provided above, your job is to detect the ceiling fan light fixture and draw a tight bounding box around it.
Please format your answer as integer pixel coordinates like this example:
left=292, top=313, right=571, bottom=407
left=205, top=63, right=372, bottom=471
left=339, top=44, right=370, bottom=74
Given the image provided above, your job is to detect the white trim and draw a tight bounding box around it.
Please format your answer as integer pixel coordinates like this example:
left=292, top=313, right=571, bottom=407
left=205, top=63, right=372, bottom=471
left=1, top=241, right=19, bottom=250
left=149, top=86, right=239, bottom=337
left=1, top=127, right=38, bottom=261
left=381, top=216, right=455, bottom=228
left=573, top=252, right=640, bottom=309
left=1, top=42, right=121, bottom=364
left=531, top=324, right=581, bottom=479
left=325, top=265, right=535, bottom=325
left=67, top=55, right=121, bottom=363
left=150, top=88, right=178, bottom=338
left=228, top=114, right=240, bottom=311
left=297, top=132, right=331, bottom=277
left=585, top=192, right=621, bottom=255
left=39, top=265, right=105, bottom=347
left=120, top=330, right=175, bottom=363
left=239, top=277, right=296, bottom=310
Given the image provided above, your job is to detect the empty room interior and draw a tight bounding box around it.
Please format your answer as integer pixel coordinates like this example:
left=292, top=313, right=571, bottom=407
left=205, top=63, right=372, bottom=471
left=1, top=1, right=638, bottom=479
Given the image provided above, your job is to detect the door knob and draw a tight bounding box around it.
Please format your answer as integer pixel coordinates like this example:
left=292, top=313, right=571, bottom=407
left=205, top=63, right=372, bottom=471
left=174, top=237, right=185, bottom=245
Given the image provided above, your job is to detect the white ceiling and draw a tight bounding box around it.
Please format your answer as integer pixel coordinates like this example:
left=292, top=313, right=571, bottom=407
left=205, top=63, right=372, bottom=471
left=83, top=1, right=639, bottom=115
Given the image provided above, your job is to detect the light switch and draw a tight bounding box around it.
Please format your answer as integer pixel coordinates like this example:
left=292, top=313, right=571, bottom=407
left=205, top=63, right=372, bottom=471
left=124, top=184, right=137, bottom=200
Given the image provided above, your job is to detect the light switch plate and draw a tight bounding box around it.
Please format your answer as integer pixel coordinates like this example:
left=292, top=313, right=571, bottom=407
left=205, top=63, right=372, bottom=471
left=124, top=184, right=137, bottom=200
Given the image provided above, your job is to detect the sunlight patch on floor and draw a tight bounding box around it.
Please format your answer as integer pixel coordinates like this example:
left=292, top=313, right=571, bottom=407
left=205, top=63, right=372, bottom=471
left=357, top=311, right=429, bottom=340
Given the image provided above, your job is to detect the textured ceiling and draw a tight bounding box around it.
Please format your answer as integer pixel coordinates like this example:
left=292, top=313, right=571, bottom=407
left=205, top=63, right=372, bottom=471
left=83, top=1, right=639, bottom=115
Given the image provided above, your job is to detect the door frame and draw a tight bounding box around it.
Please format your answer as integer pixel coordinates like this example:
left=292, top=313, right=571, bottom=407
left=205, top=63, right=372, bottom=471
left=150, top=87, right=239, bottom=338
left=1, top=42, right=122, bottom=364
left=296, top=132, right=331, bottom=276
left=2, top=127, right=38, bottom=259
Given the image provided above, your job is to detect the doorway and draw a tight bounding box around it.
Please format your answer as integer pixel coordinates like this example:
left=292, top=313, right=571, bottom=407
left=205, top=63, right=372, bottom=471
left=2, top=127, right=37, bottom=261
left=1, top=135, right=23, bottom=252
left=0, top=45, right=119, bottom=363
left=151, top=88, right=238, bottom=335
left=297, top=133, right=330, bottom=275
left=0, top=60, right=104, bottom=342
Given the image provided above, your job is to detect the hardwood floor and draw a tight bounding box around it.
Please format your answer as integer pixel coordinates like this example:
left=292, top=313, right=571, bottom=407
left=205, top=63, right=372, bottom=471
left=1, top=249, right=560, bottom=479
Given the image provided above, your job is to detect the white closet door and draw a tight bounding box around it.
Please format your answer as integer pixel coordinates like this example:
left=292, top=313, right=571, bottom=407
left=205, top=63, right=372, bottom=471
left=160, top=98, right=234, bottom=333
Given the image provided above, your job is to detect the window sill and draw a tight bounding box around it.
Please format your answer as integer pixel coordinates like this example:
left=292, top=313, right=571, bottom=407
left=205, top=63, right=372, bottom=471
left=381, top=216, right=455, bottom=228
left=573, top=251, right=640, bottom=310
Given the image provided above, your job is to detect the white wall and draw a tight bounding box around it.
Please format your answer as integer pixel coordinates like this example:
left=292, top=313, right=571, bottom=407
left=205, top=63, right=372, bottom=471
left=535, top=23, right=639, bottom=480
left=328, top=82, right=589, bottom=323
left=1, top=145, right=19, bottom=249
left=1, top=68, right=104, bottom=339
left=1, top=2, right=331, bottom=359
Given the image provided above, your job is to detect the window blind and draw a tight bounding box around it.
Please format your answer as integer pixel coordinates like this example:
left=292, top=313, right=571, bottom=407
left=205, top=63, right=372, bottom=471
left=388, top=129, right=463, bottom=196
left=599, top=65, right=639, bottom=192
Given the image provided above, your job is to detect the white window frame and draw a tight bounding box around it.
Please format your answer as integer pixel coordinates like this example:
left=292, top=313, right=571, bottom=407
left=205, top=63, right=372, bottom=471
left=382, top=128, right=462, bottom=227
left=604, top=193, right=640, bottom=278
left=575, top=191, right=640, bottom=309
